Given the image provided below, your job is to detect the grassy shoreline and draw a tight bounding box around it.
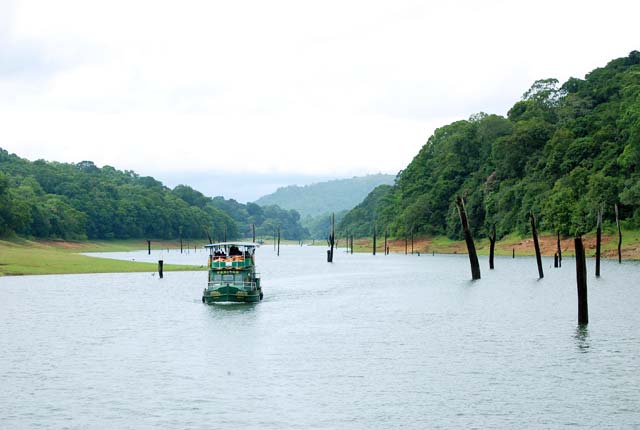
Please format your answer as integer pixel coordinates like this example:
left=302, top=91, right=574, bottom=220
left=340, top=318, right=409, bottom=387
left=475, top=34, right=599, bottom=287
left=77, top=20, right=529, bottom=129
left=0, top=238, right=207, bottom=276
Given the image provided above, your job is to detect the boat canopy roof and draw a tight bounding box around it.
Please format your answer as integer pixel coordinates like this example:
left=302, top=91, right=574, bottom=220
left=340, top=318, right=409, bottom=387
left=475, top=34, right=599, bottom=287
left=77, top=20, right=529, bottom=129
left=204, top=242, right=259, bottom=248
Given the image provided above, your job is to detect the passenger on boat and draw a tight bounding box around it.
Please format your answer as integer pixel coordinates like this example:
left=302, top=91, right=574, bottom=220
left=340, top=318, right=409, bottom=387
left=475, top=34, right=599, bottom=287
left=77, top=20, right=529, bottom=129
left=229, top=246, right=242, bottom=256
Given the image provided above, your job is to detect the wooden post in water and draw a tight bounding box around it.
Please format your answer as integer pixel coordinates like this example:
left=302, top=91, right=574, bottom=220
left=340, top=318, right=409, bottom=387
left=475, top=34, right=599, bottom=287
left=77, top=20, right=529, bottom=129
left=489, top=224, right=496, bottom=270
left=147, top=240, right=151, bottom=255
left=595, top=207, right=602, bottom=277
left=615, top=203, right=622, bottom=263
left=554, top=253, right=559, bottom=268
left=158, top=260, right=164, bottom=279
left=277, top=227, right=280, bottom=257
left=252, top=224, right=256, bottom=243
left=530, top=211, right=544, bottom=279
left=327, top=213, right=335, bottom=262
left=575, top=237, right=589, bottom=325
left=372, top=225, right=377, bottom=255
left=350, top=235, right=354, bottom=254
left=273, top=228, right=276, bottom=251
left=455, top=196, right=480, bottom=280
left=512, top=248, right=515, bottom=258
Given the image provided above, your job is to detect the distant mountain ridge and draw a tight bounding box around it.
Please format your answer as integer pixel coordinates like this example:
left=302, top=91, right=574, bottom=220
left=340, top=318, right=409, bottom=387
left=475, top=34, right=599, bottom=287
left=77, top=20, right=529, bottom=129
left=254, top=174, right=395, bottom=217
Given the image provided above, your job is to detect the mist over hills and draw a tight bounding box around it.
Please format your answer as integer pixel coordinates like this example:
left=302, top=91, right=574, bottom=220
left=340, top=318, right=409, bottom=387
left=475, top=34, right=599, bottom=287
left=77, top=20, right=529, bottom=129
left=254, top=174, right=395, bottom=218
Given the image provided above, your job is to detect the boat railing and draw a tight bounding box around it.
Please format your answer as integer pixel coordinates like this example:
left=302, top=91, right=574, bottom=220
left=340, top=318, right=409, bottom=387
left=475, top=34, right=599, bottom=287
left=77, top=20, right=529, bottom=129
left=208, top=280, right=259, bottom=290
left=209, top=256, right=254, bottom=269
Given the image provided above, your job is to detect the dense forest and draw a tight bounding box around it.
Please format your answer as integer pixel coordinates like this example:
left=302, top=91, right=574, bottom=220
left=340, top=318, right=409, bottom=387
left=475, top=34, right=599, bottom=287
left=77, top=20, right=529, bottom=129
left=340, top=51, right=640, bottom=239
left=0, top=151, right=308, bottom=241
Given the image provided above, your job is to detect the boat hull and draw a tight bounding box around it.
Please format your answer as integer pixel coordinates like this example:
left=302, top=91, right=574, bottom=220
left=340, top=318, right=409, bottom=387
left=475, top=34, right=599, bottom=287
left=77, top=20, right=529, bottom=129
left=202, top=285, right=262, bottom=304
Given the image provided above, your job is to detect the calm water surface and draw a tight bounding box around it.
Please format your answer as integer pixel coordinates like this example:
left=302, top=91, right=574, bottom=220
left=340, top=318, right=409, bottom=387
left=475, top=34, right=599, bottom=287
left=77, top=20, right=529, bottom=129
left=1, top=246, right=639, bottom=429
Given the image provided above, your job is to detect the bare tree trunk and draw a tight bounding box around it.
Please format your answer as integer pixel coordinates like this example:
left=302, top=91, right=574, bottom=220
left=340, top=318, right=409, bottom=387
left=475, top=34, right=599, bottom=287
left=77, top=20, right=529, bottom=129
left=575, top=237, right=589, bottom=325
left=595, top=207, right=602, bottom=277
left=489, top=225, right=497, bottom=268
left=455, top=196, right=480, bottom=280
left=615, top=203, right=622, bottom=263
left=327, top=213, right=335, bottom=262
left=384, top=230, right=388, bottom=255
left=557, top=231, right=562, bottom=268
left=530, top=211, right=544, bottom=279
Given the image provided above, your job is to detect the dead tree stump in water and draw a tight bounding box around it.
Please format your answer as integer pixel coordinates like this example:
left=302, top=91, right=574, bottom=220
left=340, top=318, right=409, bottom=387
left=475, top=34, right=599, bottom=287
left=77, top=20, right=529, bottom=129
left=489, top=224, right=496, bottom=270
left=615, top=203, right=622, bottom=263
left=455, top=196, right=480, bottom=280
left=384, top=230, right=388, bottom=256
left=530, top=211, right=544, bottom=279
left=556, top=231, right=562, bottom=268
left=575, top=237, right=589, bottom=325
left=327, top=213, right=335, bottom=262
left=595, top=208, right=602, bottom=277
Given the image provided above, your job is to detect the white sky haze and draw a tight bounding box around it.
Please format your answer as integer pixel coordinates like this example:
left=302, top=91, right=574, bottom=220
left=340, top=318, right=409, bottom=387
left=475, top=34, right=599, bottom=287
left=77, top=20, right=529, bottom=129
left=1, top=0, right=639, bottom=200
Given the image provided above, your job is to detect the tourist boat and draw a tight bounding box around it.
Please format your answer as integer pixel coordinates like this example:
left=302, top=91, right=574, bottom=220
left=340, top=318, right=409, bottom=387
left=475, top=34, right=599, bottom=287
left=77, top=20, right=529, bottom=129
left=202, top=242, right=263, bottom=304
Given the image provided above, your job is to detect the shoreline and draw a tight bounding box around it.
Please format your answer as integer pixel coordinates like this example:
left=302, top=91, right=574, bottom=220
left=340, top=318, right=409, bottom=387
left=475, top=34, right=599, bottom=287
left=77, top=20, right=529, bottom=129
left=0, top=238, right=206, bottom=276
left=2, top=231, right=638, bottom=276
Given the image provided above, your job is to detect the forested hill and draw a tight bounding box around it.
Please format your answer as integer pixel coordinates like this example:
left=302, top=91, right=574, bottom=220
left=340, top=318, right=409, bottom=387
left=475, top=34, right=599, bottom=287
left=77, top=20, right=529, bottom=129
left=0, top=150, right=308, bottom=240
left=339, top=51, right=640, bottom=239
left=254, top=174, right=395, bottom=217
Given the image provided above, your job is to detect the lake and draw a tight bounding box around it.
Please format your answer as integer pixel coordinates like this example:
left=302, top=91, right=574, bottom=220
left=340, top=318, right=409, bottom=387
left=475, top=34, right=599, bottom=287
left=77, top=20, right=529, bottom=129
left=1, top=245, right=639, bottom=429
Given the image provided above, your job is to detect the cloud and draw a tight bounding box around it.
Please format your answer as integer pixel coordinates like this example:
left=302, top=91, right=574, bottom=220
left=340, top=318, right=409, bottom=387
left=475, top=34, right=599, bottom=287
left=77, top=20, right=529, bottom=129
left=1, top=0, right=640, bottom=200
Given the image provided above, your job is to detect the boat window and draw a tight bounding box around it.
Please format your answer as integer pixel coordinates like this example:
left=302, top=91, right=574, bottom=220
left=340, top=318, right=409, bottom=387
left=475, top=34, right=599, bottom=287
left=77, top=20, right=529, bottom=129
left=222, top=274, right=234, bottom=281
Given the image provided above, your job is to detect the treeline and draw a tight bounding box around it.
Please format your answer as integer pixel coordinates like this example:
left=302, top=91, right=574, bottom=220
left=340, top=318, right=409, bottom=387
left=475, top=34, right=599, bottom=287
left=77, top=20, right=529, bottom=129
left=340, top=51, right=640, bottom=239
left=0, top=151, right=308, bottom=240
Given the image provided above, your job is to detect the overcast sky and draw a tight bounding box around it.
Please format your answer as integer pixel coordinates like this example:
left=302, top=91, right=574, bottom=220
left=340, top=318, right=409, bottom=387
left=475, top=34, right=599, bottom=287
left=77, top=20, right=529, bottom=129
left=1, top=0, right=638, bottom=201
